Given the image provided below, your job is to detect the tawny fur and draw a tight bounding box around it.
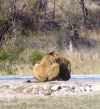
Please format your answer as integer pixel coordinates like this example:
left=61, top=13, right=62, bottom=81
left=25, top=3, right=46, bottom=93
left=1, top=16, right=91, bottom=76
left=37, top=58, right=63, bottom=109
left=33, top=54, right=59, bottom=81
left=32, top=51, right=71, bottom=81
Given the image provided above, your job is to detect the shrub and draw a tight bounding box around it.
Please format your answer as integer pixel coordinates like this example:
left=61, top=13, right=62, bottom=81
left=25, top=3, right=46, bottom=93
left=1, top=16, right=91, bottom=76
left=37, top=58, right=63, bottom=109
left=0, top=51, right=9, bottom=61
left=0, top=51, right=17, bottom=62
left=31, top=50, right=45, bottom=65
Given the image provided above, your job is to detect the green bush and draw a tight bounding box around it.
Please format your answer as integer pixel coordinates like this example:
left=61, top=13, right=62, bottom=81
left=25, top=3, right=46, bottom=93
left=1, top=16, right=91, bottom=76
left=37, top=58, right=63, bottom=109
left=0, top=51, right=17, bottom=62
left=0, top=51, right=9, bottom=61
left=31, top=50, right=45, bottom=65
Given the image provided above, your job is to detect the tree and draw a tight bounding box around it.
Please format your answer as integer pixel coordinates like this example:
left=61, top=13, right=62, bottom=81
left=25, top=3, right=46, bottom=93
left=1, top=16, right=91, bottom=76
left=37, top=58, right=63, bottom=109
left=79, top=0, right=88, bottom=24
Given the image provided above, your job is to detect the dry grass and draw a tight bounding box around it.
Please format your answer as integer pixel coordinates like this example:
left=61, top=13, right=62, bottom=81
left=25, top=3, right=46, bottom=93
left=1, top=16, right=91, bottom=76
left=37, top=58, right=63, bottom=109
left=80, top=28, right=100, bottom=41
left=0, top=47, right=100, bottom=75
left=62, top=49, right=100, bottom=74
left=1, top=50, right=100, bottom=75
left=0, top=94, right=100, bottom=109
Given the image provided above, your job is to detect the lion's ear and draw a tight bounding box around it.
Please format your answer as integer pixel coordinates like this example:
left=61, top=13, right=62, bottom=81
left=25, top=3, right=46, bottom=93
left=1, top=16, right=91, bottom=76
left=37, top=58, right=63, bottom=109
left=48, top=51, right=55, bottom=55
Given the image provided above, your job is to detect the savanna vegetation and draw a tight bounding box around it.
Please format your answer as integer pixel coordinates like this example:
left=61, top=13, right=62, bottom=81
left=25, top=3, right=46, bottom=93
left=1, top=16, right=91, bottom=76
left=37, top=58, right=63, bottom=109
left=0, top=0, right=100, bottom=74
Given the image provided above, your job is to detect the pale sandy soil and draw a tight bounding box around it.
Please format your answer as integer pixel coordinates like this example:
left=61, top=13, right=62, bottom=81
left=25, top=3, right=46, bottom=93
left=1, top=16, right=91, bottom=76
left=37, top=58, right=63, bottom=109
left=0, top=79, right=100, bottom=100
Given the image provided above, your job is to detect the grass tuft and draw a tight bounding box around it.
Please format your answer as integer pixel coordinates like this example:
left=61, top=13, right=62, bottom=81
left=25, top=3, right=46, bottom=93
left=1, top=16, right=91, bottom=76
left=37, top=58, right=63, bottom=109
left=0, top=51, right=17, bottom=62
left=30, top=50, right=45, bottom=65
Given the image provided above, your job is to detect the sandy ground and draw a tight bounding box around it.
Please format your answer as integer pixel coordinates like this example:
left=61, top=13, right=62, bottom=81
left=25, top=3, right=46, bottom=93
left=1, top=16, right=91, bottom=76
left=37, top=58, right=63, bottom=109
left=0, top=79, right=100, bottom=100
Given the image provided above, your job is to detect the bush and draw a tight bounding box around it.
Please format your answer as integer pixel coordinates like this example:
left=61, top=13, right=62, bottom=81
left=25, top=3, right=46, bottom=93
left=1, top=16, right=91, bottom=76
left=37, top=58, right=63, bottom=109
left=0, top=51, right=17, bottom=62
left=0, top=51, right=9, bottom=61
left=31, top=50, right=45, bottom=65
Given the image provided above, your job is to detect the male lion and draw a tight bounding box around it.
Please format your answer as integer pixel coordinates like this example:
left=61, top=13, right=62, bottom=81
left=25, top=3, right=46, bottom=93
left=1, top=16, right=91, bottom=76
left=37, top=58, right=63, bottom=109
left=32, top=51, right=71, bottom=81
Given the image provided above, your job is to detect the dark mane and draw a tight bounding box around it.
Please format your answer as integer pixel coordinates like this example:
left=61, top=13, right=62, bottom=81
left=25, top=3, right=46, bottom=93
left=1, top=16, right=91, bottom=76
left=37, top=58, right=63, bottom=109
left=48, top=51, right=55, bottom=55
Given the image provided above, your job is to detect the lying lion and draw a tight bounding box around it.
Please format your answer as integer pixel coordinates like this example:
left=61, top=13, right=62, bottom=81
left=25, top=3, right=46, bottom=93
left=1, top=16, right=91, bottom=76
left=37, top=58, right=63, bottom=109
left=32, top=51, right=71, bottom=81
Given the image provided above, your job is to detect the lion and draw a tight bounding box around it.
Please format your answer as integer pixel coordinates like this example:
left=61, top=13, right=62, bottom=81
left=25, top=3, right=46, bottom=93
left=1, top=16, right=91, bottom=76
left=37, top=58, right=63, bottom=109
left=32, top=51, right=71, bottom=82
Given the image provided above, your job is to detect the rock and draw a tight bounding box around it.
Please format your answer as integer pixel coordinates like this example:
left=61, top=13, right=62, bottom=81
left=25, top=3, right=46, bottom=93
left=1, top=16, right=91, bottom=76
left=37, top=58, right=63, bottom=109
left=79, top=86, right=85, bottom=93
left=51, top=85, right=62, bottom=91
left=0, top=80, right=99, bottom=98
left=72, top=86, right=76, bottom=90
left=44, top=90, right=52, bottom=96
